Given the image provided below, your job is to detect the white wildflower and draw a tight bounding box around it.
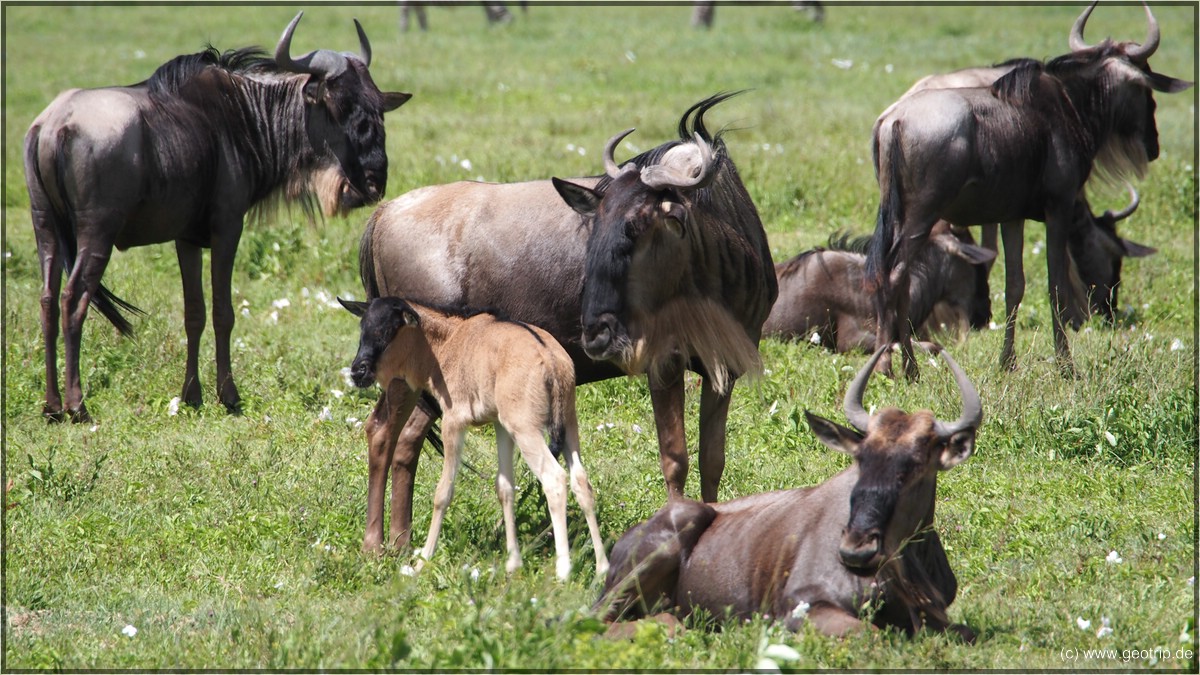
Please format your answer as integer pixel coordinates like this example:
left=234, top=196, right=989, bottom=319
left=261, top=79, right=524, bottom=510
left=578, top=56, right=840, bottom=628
left=167, top=397, right=180, bottom=416
left=989, top=321, right=1000, bottom=331
left=632, top=423, right=643, bottom=434
left=577, top=147, right=586, bottom=156
left=331, top=389, right=345, bottom=399
left=791, top=600, right=810, bottom=619
left=768, top=401, right=779, bottom=416
left=272, top=298, right=290, bottom=309
left=566, top=143, right=576, bottom=152
left=272, top=242, right=280, bottom=252
left=301, top=287, right=310, bottom=298
left=754, top=658, right=781, bottom=672
left=122, top=624, right=138, bottom=637
left=1171, top=339, right=1184, bottom=351
left=1104, top=431, right=1117, bottom=447
left=89, top=424, right=99, bottom=432
left=624, top=50, right=636, bottom=63
left=762, top=143, right=772, bottom=152
left=809, top=331, right=821, bottom=345
left=885, top=63, right=894, bottom=73
left=269, top=310, right=279, bottom=324
left=1181, top=625, right=1192, bottom=643
left=1096, top=617, right=1113, bottom=638
left=133, top=49, right=146, bottom=59
left=530, top=597, right=538, bottom=606
left=471, top=567, right=481, bottom=582
left=341, top=367, right=356, bottom=388
left=1032, top=241, right=1044, bottom=255
left=318, top=406, right=333, bottom=422
left=241, top=307, right=251, bottom=318
left=274, top=580, right=285, bottom=590
left=832, top=58, right=853, bottom=69
left=1187, top=576, right=1194, bottom=586
left=399, top=564, right=416, bottom=577
left=1077, top=616, right=1092, bottom=630
left=1158, top=532, right=1166, bottom=540
left=764, top=644, right=800, bottom=662
left=1106, top=550, right=1123, bottom=564
left=459, top=158, right=473, bottom=171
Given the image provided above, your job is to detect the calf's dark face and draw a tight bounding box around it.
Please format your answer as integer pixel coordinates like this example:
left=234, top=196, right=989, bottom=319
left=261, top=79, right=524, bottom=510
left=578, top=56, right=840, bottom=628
left=338, top=297, right=415, bottom=387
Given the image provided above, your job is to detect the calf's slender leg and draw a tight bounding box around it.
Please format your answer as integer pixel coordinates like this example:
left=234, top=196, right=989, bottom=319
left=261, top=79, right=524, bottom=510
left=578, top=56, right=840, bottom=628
left=511, top=425, right=572, bottom=581
left=494, top=424, right=523, bottom=574
left=559, top=403, right=609, bottom=577
left=417, top=421, right=467, bottom=571
left=176, top=240, right=206, bottom=408
left=362, top=380, right=419, bottom=554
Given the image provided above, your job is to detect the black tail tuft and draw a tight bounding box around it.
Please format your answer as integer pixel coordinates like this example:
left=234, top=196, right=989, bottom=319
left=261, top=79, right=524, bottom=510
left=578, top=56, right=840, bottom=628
left=92, top=285, right=145, bottom=337
left=865, top=120, right=905, bottom=295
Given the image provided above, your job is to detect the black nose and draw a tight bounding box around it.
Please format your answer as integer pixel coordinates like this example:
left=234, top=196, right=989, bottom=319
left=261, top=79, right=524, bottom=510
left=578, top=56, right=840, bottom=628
left=839, top=529, right=882, bottom=570
left=350, top=361, right=375, bottom=388
left=582, top=314, right=618, bottom=358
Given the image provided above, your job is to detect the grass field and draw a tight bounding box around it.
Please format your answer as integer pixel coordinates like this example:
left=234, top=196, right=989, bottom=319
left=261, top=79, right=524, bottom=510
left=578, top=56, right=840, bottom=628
left=3, top=3, right=1196, bottom=670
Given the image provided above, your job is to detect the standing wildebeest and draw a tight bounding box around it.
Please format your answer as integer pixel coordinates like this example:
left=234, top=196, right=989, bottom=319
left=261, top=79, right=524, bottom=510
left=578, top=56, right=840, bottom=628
left=876, top=57, right=1157, bottom=368
left=340, top=297, right=608, bottom=580
left=24, top=12, right=410, bottom=422
left=356, top=93, right=777, bottom=552
left=867, top=2, right=1189, bottom=378
left=595, top=342, right=980, bottom=641
left=764, top=223, right=996, bottom=352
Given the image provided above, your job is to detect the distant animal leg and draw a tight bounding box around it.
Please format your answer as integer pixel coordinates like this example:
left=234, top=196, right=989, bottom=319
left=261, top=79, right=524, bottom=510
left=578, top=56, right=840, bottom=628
left=648, top=362, right=688, bottom=499
left=176, top=241, right=206, bottom=408
left=390, top=402, right=436, bottom=549
left=697, top=384, right=731, bottom=503
left=363, top=380, right=419, bottom=554
left=1044, top=212, right=1077, bottom=378
left=60, top=226, right=118, bottom=422
left=559, top=404, right=609, bottom=577
left=494, top=424, right=523, bottom=574
left=417, top=421, right=467, bottom=572
left=33, top=208, right=64, bottom=421
left=511, top=425, right=571, bottom=581
left=209, top=226, right=244, bottom=413
left=999, top=221, right=1025, bottom=371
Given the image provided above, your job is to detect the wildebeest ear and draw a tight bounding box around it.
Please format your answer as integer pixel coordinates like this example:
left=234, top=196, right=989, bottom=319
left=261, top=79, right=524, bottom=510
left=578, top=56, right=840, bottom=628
left=939, top=429, right=975, bottom=471
left=382, top=91, right=412, bottom=112
left=805, top=411, right=863, bottom=455
left=337, top=297, right=369, bottom=317
left=552, top=178, right=601, bottom=216
left=1121, top=238, right=1157, bottom=258
left=932, top=235, right=997, bottom=265
left=401, top=308, right=420, bottom=326
left=303, top=76, right=328, bottom=105
left=1146, top=71, right=1193, bottom=94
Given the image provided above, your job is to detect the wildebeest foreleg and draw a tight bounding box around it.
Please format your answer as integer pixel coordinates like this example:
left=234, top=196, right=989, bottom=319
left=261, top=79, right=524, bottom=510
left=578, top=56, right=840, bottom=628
left=176, top=241, right=206, bottom=408
left=697, top=385, right=730, bottom=502
left=417, top=420, right=467, bottom=572
left=363, top=380, right=419, bottom=553
left=389, top=403, right=436, bottom=549
left=1044, top=213, right=1078, bottom=378
left=999, top=222, right=1025, bottom=371
left=34, top=209, right=64, bottom=421
left=209, top=229, right=243, bottom=412
left=649, top=363, right=689, bottom=499
left=594, top=498, right=717, bottom=622
left=804, top=602, right=873, bottom=637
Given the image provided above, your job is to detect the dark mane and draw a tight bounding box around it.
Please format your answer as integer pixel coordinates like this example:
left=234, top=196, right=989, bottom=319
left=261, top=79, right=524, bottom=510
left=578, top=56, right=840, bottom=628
left=146, top=46, right=275, bottom=97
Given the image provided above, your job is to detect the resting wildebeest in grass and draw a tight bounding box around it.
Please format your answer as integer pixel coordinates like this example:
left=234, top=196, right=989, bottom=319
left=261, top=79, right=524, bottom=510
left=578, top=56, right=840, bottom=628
left=877, top=58, right=1157, bottom=369
left=340, top=296, right=608, bottom=581
left=23, top=11, right=410, bottom=422
left=595, top=342, right=980, bottom=641
left=867, top=1, right=1189, bottom=379
left=763, top=222, right=996, bottom=351
left=355, top=93, right=777, bottom=553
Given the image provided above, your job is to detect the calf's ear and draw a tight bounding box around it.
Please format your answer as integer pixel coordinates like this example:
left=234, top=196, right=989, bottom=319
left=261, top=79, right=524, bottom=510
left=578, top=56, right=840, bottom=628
left=552, top=178, right=602, bottom=217
left=805, top=411, right=863, bottom=456
left=338, top=297, right=369, bottom=317
left=939, top=429, right=975, bottom=470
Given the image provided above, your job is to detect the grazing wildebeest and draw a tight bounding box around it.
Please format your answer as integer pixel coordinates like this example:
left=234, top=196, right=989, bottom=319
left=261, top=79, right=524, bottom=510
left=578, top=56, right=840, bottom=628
left=867, top=1, right=1190, bottom=378
left=764, top=223, right=995, bottom=351
left=876, top=58, right=1157, bottom=367
left=356, top=93, right=777, bottom=552
left=595, top=342, right=980, bottom=641
left=340, top=296, right=608, bottom=580
left=24, top=12, right=410, bottom=422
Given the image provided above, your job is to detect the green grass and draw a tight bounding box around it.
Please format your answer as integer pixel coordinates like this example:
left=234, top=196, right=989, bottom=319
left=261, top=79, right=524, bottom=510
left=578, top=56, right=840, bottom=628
left=3, top=4, right=1196, bottom=670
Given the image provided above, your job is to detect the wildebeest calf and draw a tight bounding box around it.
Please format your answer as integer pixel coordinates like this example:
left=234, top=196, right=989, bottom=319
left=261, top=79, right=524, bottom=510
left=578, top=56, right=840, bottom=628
left=595, top=343, right=980, bottom=641
left=764, top=223, right=995, bottom=351
left=340, top=297, right=608, bottom=581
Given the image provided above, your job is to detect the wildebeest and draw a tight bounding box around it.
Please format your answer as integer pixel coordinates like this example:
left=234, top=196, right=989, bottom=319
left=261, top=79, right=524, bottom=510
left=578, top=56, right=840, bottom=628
left=876, top=57, right=1157, bottom=369
left=356, top=93, right=777, bottom=552
left=764, top=223, right=996, bottom=352
left=340, top=296, right=608, bottom=580
left=595, top=342, right=980, bottom=641
left=24, top=12, right=410, bottom=422
left=867, top=1, right=1190, bottom=378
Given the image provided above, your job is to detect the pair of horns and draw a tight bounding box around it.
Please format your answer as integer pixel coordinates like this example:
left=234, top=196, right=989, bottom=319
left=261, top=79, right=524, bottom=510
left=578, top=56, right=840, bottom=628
left=276, top=11, right=373, bottom=79
left=602, top=128, right=717, bottom=191
left=843, top=344, right=983, bottom=440
left=1069, top=0, right=1160, bottom=61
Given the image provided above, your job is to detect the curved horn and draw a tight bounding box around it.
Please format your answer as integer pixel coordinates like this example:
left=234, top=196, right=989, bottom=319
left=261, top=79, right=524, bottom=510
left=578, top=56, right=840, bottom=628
left=926, top=346, right=983, bottom=439
left=639, top=133, right=717, bottom=190
left=275, top=12, right=310, bottom=73
left=353, top=18, right=372, bottom=67
left=1109, top=183, right=1141, bottom=221
left=1069, top=0, right=1098, bottom=52
left=1126, top=1, right=1161, bottom=61
left=843, top=344, right=890, bottom=433
left=274, top=11, right=350, bottom=78
left=603, top=128, right=636, bottom=179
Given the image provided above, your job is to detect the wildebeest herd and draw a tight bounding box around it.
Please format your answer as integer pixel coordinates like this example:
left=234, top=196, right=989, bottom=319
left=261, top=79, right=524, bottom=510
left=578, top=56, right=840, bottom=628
left=24, top=4, right=1189, bottom=642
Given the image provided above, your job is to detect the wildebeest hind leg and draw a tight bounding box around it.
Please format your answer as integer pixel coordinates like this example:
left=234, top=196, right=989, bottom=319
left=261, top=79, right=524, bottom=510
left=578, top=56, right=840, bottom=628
left=176, top=241, right=206, bottom=408
left=34, top=209, right=65, bottom=421
left=999, top=222, right=1025, bottom=371
left=1044, top=218, right=1077, bottom=378
left=594, top=498, right=716, bottom=623
left=61, top=230, right=118, bottom=422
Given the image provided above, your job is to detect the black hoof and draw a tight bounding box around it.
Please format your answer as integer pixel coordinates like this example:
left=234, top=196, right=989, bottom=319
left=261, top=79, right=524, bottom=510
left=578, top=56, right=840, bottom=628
left=68, top=405, right=92, bottom=424
left=43, top=406, right=68, bottom=424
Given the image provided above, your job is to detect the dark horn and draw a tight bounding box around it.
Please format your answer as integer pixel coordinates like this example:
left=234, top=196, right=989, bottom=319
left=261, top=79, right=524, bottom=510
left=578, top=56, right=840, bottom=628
left=1110, top=183, right=1141, bottom=221
left=843, top=344, right=889, bottom=433
left=1069, top=0, right=1098, bottom=52
left=604, top=128, right=636, bottom=179
left=1126, top=1, right=1161, bottom=61
left=275, top=12, right=314, bottom=75
left=928, top=347, right=983, bottom=439
left=354, top=18, right=372, bottom=67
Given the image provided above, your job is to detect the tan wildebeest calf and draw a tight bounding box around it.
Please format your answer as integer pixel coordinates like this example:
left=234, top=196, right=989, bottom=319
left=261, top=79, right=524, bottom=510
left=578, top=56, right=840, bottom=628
left=595, top=342, right=980, bottom=641
left=340, top=296, right=608, bottom=581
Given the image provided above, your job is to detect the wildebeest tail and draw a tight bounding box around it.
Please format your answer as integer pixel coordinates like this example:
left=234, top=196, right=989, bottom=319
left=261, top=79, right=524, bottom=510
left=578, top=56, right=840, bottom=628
left=358, top=211, right=382, bottom=300
left=25, top=129, right=143, bottom=337
left=865, top=119, right=906, bottom=296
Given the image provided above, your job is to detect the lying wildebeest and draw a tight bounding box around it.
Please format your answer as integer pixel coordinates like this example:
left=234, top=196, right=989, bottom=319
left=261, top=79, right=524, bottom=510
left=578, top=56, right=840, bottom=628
left=867, top=1, right=1189, bottom=378
left=877, top=57, right=1157, bottom=369
left=340, top=296, right=608, bottom=581
left=24, top=12, right=410, bottom=422
left=356, top=93, right=777, bottom=553
left=764, top=222, right=996, bottom=351
left=595, top=342, right=980, bottom=641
